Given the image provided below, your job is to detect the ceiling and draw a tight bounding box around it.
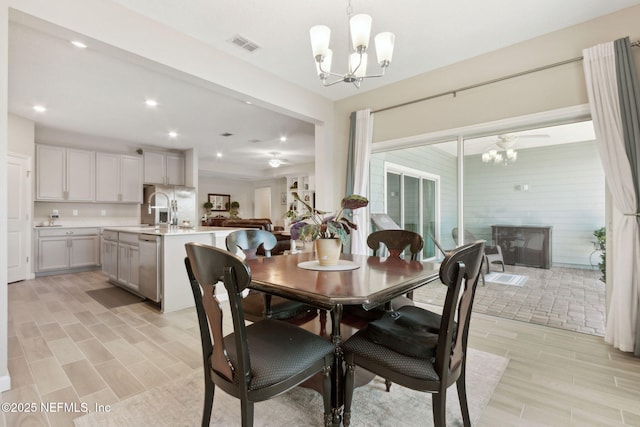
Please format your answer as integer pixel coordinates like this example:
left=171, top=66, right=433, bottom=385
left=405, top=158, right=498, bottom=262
left=8, top=1, right=640, bottom=180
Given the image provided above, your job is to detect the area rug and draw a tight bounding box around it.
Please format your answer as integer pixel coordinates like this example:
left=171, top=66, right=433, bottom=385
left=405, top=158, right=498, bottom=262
left=484, top=272, right=528, bottom=287
left=74, top=348, right=507, bottom=427
left=86, top=286, right=144, bottom=309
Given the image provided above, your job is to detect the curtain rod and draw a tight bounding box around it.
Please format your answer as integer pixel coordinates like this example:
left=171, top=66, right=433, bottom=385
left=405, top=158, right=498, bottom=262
left=372, top=40, right=640, bottom=115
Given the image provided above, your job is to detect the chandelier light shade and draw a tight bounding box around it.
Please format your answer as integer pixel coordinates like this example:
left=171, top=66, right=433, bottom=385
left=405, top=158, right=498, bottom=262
left=310, top=25, right=331, bottom=58
left=310, top=1, right=395, bottom=88
left=375, top=32, right=395, bottom=65
left=349, top=14, right=372, bottom=51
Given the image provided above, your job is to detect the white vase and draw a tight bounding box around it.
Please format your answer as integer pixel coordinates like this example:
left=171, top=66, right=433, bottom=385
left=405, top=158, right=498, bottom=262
left=315, top=238, right=342, bottom=266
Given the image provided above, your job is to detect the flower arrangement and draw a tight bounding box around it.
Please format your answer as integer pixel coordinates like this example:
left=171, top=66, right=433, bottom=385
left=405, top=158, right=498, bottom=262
left=288, top=192, right=369, bottom=244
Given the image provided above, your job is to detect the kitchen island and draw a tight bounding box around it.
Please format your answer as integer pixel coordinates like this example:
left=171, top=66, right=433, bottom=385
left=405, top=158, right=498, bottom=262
left=102, top=226, right=239, bottom=313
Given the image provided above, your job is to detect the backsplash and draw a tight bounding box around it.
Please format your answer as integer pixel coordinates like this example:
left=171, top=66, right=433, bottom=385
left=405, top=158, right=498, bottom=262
left=34, top=202, right=140, bottom=227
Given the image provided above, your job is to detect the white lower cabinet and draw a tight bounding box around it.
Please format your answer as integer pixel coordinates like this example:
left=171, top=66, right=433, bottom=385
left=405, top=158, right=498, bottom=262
left=117, top=242, right=139, bottom=290
left=105, top=232, right=140, bottom=292
left=36, top=228, right=100, bottom=275
left=102, top=231, right=119, bottom=281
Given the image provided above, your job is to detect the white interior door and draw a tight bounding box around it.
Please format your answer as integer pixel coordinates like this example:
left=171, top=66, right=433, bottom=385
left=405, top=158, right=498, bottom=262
left=254, top=187, right=272, bottom=218
left=7, top=154, right=31, bottom=283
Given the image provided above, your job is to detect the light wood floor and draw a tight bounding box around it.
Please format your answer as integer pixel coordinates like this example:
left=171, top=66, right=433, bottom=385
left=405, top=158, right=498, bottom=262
left=2, top=270, right=640, bottom=426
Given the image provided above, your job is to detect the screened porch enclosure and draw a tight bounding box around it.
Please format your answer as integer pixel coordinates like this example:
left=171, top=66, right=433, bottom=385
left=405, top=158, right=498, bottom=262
left=369, top=121, right=605, bottom=270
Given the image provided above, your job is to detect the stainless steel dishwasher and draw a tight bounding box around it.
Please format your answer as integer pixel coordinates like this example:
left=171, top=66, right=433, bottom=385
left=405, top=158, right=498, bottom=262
left=138, top=234, right=161, bottom=302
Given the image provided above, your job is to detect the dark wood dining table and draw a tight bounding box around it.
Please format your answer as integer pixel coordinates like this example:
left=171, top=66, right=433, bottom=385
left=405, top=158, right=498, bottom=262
left=245, top=251, right=440, bottom=426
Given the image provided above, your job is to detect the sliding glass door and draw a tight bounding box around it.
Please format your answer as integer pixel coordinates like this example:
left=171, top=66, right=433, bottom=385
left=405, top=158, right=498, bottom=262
left=385, top=164, right=440, bottom=259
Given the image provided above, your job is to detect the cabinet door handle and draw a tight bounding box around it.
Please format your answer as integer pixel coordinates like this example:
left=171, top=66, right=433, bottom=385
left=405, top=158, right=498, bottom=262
left=66, top=231, right=74, bottom=235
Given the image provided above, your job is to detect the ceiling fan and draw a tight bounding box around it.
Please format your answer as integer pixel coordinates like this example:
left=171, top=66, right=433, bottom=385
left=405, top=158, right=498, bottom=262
left=268, top=152, right=288, bottom=168
left=482, top=133, right=549, bottom=165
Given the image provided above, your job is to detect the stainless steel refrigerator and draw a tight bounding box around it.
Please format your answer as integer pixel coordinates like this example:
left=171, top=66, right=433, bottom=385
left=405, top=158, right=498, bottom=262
left=141, top=184, right=197, bottom=227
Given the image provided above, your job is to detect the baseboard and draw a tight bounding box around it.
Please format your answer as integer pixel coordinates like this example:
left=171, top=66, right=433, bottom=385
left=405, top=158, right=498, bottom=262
left=0, top=373, right=11, bottom=392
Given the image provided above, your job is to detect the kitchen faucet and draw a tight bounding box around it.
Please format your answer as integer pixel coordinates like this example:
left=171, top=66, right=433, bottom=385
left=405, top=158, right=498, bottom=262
left=147, top=191, right=173, bottom=226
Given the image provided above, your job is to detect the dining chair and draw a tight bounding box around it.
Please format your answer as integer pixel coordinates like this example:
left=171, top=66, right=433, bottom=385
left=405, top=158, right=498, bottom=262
left=225, top=229, right=316, bottom=322
left=184, top=242, right=335, bottom=427
left=342, top=240, right=485, bottom=427
left=344, top=229, right=426, bottom=393
left=367, top=229, right=425, bottom=305
left=343, top=229, right=425, bottom=328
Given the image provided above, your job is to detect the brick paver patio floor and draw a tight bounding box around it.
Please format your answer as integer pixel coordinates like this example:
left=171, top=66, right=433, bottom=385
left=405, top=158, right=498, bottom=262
left=414, top=264, right=606, bottom=336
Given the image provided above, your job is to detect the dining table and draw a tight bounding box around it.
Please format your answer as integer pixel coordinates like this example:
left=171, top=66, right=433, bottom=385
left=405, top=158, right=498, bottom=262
left=245, top=251, right=440, bottom=426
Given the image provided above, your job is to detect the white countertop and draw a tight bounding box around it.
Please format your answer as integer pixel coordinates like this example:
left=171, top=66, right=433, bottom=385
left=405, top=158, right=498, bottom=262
left=102, top=225, right=236, bottom=236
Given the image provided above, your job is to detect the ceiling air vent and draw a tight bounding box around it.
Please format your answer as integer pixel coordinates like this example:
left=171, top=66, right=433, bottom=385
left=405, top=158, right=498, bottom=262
left=248, top=139, right=261, bottom=143
left=229, top=35, right=260, bottom=53
left=220, top=132, right=233, bottom=137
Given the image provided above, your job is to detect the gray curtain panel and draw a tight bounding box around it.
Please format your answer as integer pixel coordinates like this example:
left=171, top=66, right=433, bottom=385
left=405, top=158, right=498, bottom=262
left=614, top=36, right=640, bottom=357
left=343, top=111, right=357, bottom=253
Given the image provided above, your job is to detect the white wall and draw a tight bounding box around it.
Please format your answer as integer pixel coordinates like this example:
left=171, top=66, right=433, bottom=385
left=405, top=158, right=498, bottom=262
left=8, top=114, right=33, bottom=156
left=1, top=0, right=10, bottom=393
left=198, top=176, right=289, bottom=226
left=197, top=176, right=253, bottom=221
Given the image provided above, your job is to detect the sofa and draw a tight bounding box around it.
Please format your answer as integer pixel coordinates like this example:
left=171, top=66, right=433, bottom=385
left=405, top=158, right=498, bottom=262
left=202, top=217, right=289, bottom=255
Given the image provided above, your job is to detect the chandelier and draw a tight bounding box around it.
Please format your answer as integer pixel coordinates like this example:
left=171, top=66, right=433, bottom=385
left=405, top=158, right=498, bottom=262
left=482, top=135, right=518, bottom=165
left=309, top=0, right=395, bottom=88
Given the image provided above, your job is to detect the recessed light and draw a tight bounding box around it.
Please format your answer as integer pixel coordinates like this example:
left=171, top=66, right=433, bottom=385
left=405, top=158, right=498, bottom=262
left=168, top=131, right=178, bottom=138
left=145, top=99, right=158, bottom=107
left=280, top=136, right=287, bottom=142
left=245, top=100, right=253, bottom=105
left=70, top=40, right=87, bottom=49
left=216, top=152, right=223, bottom=158
left=33, top=105, right=47, bottom=113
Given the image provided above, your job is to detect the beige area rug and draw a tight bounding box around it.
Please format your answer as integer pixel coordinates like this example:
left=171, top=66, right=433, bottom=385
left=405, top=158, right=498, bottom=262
left=74, top=348, right=507, bottom=427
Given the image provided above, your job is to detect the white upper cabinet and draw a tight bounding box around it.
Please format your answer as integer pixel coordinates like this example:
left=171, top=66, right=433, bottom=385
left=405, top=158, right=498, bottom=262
left=96, top=153, right=143, bottom=203
left=120, top=155, right=144, bottom=202
left=143, top=150, right=185, bottom=185
left=166, top=153, right=185, bottom=185
left=36, top=145, right=95, bottom=201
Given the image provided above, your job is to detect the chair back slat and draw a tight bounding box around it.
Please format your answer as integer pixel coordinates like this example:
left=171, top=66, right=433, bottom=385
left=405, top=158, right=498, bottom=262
left=185, top=243, right=253, bottom=384
left=226, top=229, right=277, bottom=259
left=367, top=230, right=424, bottom=260
left=436, top=240, right=484, bottom=375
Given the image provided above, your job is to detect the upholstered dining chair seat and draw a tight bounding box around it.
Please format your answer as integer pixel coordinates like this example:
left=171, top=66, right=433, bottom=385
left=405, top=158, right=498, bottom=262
left=342, top=330, right=440, bottom=381
left=222, top=319, right=335, bottom=390
left=241, top=292, right=316, bottom=321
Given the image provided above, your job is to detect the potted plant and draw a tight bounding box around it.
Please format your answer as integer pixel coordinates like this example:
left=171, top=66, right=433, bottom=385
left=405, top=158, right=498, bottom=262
left=288, top=192, right=368, bottom=265
left=229, top=201, right=240, bottom=219
left=593, top=226, right=606, bottom=282
left=203, top=201, right=213, bottom=216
